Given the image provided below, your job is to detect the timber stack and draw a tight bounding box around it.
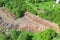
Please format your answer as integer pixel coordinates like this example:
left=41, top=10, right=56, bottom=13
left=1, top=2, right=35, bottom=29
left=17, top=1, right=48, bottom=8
left=0, top=7, right=60, bottom=33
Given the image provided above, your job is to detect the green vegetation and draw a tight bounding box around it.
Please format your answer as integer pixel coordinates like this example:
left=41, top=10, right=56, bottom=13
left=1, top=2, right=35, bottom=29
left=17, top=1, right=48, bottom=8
left=52, top=33, right=60, bottom=40
left=0, top=29, right=59, bottom=40
left=0, top=29, right=34, bottom=40
left=0, top=32, right=6, bottom=40
left=9, top=29, right=21, bottom=40
left=32, top=29, right=57, bottom=40
left=5, top=0, right=26, bottom=18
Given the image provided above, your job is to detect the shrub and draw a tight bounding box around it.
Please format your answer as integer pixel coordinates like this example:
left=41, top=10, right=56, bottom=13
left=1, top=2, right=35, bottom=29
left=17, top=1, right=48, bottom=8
left=0, top=32, right=6, bottom=40
left=5, top=0, right=26, bottom=18
left=32, top=29, right=57, bottom=40
left=0, top=0, right=8, bottom=7
left=9, top=29, right=21, bottom=40
left=53, top=33, right=60, bottom=40
left=18, top=30, right=34, bottom=40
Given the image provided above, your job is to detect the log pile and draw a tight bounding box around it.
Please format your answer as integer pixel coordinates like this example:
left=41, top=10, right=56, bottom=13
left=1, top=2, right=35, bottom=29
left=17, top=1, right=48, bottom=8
left=0, top=7, right=60, bottom=33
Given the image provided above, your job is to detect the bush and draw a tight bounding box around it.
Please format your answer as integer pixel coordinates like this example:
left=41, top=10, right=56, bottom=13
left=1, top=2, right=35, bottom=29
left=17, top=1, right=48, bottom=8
left=9, top=29, right=21, bottom=40
left=18, top=30, right=34, bottom=40
left=0, top=29, right=58, bottom=40
left=8, top=30, right=34, bottom=40
left=32, top=29, right=57, bottom=40
left=18, top=31, right=28, bottom=40
left=27, top=0, right=56, bottom=3
left=0, top=32, right=6, bottom=40
left=4, top=0, right=26, bottom=18
left=0, top=0, right=8, bottom=7
left=53, top=33, right=60, bottom=40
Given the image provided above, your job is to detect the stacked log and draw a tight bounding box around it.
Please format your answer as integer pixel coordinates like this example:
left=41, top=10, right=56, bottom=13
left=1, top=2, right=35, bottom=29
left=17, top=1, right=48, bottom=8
left=24, top=12, right=60, bottom=33
left=0, top=7, right=60, bottom=33
left=0, top=7, right=17, bottom=19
